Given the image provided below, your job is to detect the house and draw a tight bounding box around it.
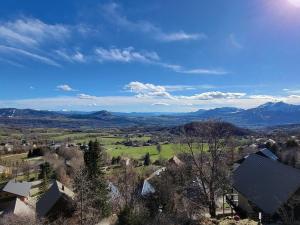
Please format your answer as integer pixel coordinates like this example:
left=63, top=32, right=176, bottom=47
left=168, top=156, right=184, bottom=167
left=0, top=197, right=34, bottom=217
left=141, top=167, right=166, bottom=196
left=0, top=180, right=33, bottom=217
left=0, top=180, right=32, bottom=201
left=36, top=180, right=75, bottom=219
left=234, top=148, right=278, bottom=169
left=4, top=143, right=13, bottom=152
left=230, top=154, right=300, bottom=222
left=0, top=165, right=11, bottom=176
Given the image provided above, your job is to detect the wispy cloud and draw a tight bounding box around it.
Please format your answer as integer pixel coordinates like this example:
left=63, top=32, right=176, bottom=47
left=95, top=46, right=159, bottom=63
left=55, top=49, right=86, bottom=63
left=77, top=93, right=97, bottom=99
left=229, top=33, right=243, bottom=49
left=102, top=3, right=206, bottom=42
left=158, top=31, right=206, bottom=42
left=0, top=18, right=70, bottom=47
left=179, top=91, right=246, bottom=100
left=57, top=84, right=75, bottom=92
left=93, top=46, right=227, bottom=75
left=178, top=68, right=228, bottom=75
left=152, top=102, right=170, bottom=106
left=0, top=45, right=60, bottom=67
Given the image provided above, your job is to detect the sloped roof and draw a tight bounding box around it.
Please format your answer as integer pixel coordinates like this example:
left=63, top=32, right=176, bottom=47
left=141, top=180, right=156, bottom=196
left=257, top=148, right=278, bottom=161
left=233, top=154, right=300, bottom=215
left=141, top=167, right=166, bottom=196
left=36, top=180, right=74, bottom=217
left=0, top=198, right=34, bottom=216
left=168, top=156, right=184, bottom=166
left=235, top=148, right=278, bottom=165
left=2, top=180, right=32, bottom=197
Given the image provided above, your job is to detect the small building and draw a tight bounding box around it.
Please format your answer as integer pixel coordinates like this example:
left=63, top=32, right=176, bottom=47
left=36, top=180, right=75, bottom=219
left=0, top=165, right=11, bottom=176
left=234, top=148, right=278, bottom=169
left=141, top=167, right=166, bottom=196
left=168, top=156, right=184, bottom=167
left=230, top=154, right=300, bottom=222
left=0, top=180, right=32, bottom=201
left=0, top=197, right=34, bottom=217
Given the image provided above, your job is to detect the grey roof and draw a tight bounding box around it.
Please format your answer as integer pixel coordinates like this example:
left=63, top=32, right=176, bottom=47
left=36, top=180, right=74, bottom=217
left=258, top=148, right=279, bottom=161
left=233, top=154, right=300, bottom=215
left=2, top=180, right=32, bottom=197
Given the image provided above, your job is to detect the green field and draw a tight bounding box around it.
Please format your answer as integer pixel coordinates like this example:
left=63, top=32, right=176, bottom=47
left=106, top=143, right=208, bottom=161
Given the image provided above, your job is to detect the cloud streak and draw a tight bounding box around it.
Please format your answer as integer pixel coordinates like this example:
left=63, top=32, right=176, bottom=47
left=0, top=18, right=70, bottom=47
left=102, top=3, right=206, bottom=42
left=0, top=45, right=60, bottom=67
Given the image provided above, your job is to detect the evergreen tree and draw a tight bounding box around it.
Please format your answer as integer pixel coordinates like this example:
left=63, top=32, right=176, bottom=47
left=83, top=140, right=111, bottom=218
left=118, top=205, right=141, bottom=225
left=27, top=150, right=32, bottom=158
left=144, top=153, right=151, bottom=166
left=38, top=162, right=53, bottom=194
left=156, top=144, right=162, bottom=155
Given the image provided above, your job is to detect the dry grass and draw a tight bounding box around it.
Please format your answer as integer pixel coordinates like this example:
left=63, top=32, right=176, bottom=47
left=219, top=219, right=258, bottom=225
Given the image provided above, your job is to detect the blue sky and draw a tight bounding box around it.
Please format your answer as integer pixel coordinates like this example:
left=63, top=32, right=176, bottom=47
left=1, top=0, right=300, bottom=112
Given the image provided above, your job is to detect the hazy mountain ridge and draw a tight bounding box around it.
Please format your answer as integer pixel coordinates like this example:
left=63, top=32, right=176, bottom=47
left=0, top=102, right=299, bottom=128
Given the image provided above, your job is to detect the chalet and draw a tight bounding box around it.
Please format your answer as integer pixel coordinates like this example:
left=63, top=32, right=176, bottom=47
left=141, top=167, right=166, bottom=196
left=0, top=180, right=31, bottom=201
left=168, top=156, right=184, bottom=167
left=229, top=154, right=300, bottom=222
left=36, top=180, right=75, bottom=219
left=0, top=180, right=33, bottom=217
left=0, top=165, right=11, bottom=176
left=234, top=148, right=278, bottom=169
left=0, top=197, right=34, bottom=217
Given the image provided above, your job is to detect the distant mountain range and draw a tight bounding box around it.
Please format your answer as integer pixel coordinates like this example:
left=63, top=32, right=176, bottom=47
left=1, top=102, right=300, bottom=129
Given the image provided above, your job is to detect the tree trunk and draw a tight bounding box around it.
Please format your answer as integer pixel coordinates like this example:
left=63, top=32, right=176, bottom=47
left=209, top=197, right=217, bottom=218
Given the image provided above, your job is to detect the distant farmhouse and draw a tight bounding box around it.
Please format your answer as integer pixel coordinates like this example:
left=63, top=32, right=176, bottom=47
left=228, top=150, right=300, bottom=223
left=0, top=179, right=34, bottom=217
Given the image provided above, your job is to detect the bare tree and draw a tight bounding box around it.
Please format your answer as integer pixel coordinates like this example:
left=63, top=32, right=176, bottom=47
left=73, top=167, right=102, bottom=225
left=278, top=195, right=300, bottom=225
left=179, top=121, right=232, bottom=218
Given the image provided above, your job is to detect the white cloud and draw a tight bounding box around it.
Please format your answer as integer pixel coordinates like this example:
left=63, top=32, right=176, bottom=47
left=0, top=45, right=60, bottom=67
left=125, top=81, right=245, bottom=101
left=283, top=89, right=300, bottom=94
left=95, top=47, right=159, bottom=63
left=93, top=46, right=227, bottom=75
left=229, top=33, right=243, bottom=49
left=152, top=102, right=170, bottom=106
left=158, top=31, right=206, bottom=42
left=0, top=18, right=70, bottom=47
left=77, top=93, right=96, bottom=99
left=180, top=91, right=246, bottom=100
left=102, top=3, right=205, bottom=42
left=248, top=95, right=284, bottom=101
left=179, top=68, right=228, bottom=75
left=55, top=49, right=86, bottom=63
left=57, top=84, right=75, bottom=92
left=125, top=81, right=174, bottom=99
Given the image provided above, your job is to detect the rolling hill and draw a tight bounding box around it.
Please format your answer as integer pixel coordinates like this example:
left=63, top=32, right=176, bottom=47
left=0, top=102, right=299, bottom=129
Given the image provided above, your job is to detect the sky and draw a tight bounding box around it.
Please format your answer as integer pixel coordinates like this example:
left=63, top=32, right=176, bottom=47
left=1, top=0, right=300, bottom=112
